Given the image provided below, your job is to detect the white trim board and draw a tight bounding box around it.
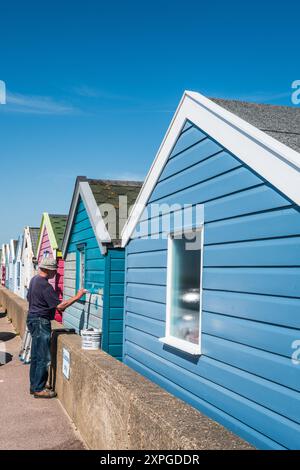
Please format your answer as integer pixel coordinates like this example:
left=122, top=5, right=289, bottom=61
left=62, top=181, right=111, bottom=257
left=9, top=239, right=17, bottom=262
left=22, top=227, right=33, bottom=262
left=122, top=90, right=300, bottom=247
left=36, top=222, right=55, bottom=260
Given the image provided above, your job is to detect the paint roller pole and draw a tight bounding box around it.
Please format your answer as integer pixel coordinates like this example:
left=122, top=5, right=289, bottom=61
left=86, top=283, right=99, bottom=329
left=86, top=291, right=92, bottom=329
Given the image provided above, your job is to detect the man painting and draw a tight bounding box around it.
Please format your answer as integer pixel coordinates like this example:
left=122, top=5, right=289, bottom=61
left=27, top=258, right=86, bottom=398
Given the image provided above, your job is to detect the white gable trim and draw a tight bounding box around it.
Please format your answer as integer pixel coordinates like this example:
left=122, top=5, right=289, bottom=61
left=15, top=235, right=23, bottom=261
left=62, top=181, right=111, bottom=257
left=22, top=228, right=32, bottom=261
left=122, top=90, right=300, bottom=246
left=22, top=226, right=39, bottom=262
left=36, top=220, right=55, bottom=260
left=9, top=239, right=17, bottom=262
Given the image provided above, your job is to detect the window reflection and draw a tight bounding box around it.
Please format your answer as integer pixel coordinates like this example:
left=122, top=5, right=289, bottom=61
left=169, top=232, right=201, bottom=345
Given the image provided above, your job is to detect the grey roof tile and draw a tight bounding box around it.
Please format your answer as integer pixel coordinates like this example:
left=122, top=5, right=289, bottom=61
left=48, top=215, right=68, bottom=251
left=29, top=227, right=40, bottom=257
left=210, top=98, right=300, bottom=153
left=87, top=179, right=143, bottom=242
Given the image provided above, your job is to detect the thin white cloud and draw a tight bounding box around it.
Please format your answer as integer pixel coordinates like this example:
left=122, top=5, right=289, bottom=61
left=73, top=85, right=135, bottom=102
left=73, top=85, right=101, bottom=98
left=2, top=91, right=81, bottom=115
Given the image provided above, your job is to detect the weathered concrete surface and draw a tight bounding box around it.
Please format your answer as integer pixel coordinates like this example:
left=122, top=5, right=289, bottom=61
left=0, top=285, right=253, bottom=450
left=0, top=285, right=63, bottom=336
left=0, top=286, right=29, bottom=337
left=0, top=311, right=86, bottom=450
left=56, top=334, right=253, bottom=450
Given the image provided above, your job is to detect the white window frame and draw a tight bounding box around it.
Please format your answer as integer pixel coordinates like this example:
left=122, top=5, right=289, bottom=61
left=76, top=243, right=86, bottom=292
left=159, top=225, right=204, bottom=355
left=79, top=249, right=85, bottom=290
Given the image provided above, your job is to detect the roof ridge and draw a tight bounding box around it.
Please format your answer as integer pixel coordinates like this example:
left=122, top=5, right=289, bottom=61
left=260, top=129, right=300, bottom=136
left=87, top=178, right=143, bottom=185
left=210, top=96, right=300, bottom=111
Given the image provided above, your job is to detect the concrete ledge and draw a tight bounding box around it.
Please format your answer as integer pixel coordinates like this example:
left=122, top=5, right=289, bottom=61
left=0, top=285, right=252, bottom=450
left=0, top=286, right=62, bottom=336
left=0, top=286, right=29, bottom=336
left=56, top=334, right=253, bottom=450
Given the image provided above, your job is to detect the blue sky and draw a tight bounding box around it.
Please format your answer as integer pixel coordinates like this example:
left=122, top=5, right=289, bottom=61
left=0, top=0, right=299, bottom=245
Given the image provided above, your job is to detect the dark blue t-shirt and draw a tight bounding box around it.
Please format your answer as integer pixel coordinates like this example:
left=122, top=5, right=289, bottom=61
left=27, top=275, right=60, bottom=320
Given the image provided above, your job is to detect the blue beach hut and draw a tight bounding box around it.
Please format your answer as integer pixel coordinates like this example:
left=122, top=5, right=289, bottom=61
left=62, top=177, right=142, bottom=361
left=8, top=239, right=18, bottom=292
left=13, top=234, right=24, bottom=297
left=121, top=91, right=300, bottom=449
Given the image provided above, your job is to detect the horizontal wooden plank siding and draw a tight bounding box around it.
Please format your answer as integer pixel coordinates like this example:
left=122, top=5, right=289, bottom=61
left=123, top=122, right=300, bottom=449
left=37, top=226, right=64, bottom=323
left=63, top=198, right=104, bottom=333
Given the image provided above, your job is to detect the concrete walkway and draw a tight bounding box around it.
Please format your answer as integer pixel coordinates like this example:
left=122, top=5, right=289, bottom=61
left=0, top=311, right=86, bottom=450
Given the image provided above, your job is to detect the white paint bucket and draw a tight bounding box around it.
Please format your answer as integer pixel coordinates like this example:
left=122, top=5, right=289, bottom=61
left=81, top=329, right=102, bottom=350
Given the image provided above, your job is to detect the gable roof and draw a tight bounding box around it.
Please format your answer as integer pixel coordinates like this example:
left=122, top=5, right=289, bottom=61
left=28, top=227, right=40, bottom=257
left=4, top=243, right=10, bottom=262
left=9, top=239, right=18, bottom=262
left=36, top=213, right=68, bottom=257
left=48, top=215, right=67, bottom=251
left=122, top=91, right=300, bottom=247
left=62, top=177, right=143, bottom=256
left=15, top=235, right=24, bottom=260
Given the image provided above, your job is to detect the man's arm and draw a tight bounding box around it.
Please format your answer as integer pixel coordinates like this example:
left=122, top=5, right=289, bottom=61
left=57, top=288, right=87, bottom=312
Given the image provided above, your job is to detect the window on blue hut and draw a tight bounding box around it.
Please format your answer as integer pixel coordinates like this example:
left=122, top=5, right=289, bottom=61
left=160, top=227, right=203, bottom=355
left=76, top=244, right=86, bottom=292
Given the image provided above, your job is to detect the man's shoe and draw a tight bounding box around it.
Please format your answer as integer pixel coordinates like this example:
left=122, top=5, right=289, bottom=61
left=34, top=389, right=57, bottom=399
left=30, top=385, right=52, bottom=395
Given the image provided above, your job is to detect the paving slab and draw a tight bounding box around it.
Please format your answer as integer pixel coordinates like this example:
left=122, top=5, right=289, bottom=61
left=0, top=311, right=86, bottom=450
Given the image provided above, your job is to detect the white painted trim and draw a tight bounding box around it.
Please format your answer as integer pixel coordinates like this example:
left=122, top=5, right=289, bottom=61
left=62, top=181, right=111, bottom=257
left=36, top=223, right=55, bottom=260
left=163, top=226, right=203, bottom=356
left=122, top=91, right=300, bottom=246
left=61, top=184, right=81, bottom=257
left=9, top=239, right=17, bottom=262
left=35, top=216, right=56, bottom=261
left=159, top=336, right=201, bottom=355
left=21, top=227, right=35, bottom=262
left=165, top=234, right=173, bottom=339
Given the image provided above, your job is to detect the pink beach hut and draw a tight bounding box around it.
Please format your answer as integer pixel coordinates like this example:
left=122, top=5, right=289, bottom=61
left=36, top=213, right=67, bottom=323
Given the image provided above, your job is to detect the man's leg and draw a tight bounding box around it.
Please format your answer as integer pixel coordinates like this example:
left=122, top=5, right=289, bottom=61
left=34, top=318, right=51, bottom=392
left=27, top=319, right=38, bottom=393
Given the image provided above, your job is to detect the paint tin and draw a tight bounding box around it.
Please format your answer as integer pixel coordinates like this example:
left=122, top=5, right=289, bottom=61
left=81, top=328, right=102, bottom=350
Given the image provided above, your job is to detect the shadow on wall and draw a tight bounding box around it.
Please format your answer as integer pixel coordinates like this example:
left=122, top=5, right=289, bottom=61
left=49, top=329, right=76, bottom=392
left=79, top=309, right=85, bottom=332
